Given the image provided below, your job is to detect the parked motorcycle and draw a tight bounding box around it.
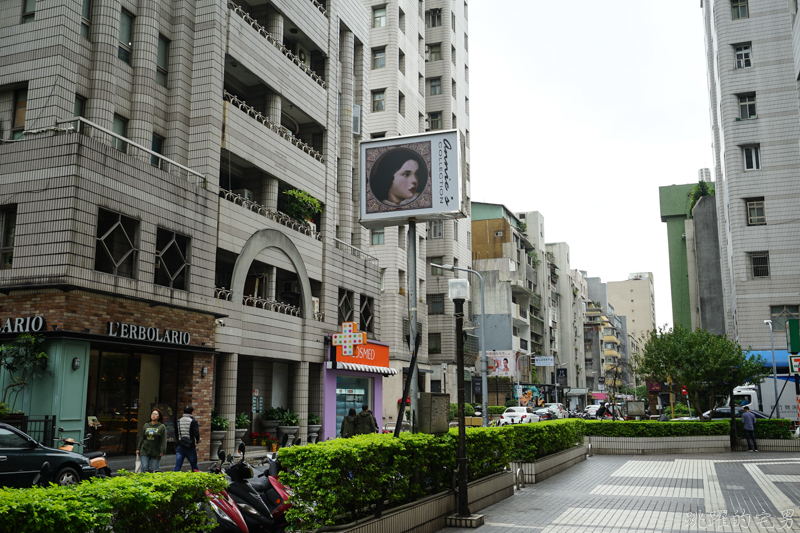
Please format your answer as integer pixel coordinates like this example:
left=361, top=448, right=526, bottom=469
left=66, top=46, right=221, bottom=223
left=206, top=449, right=249, bottom=532
left=55, top=427, right=111, bottom=477
left=250, top=452, right=292, bottom=527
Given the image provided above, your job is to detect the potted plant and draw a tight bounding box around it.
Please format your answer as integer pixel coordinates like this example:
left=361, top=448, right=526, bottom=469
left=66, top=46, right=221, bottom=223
left=209, top=409, right=230, bottom=460
left=277, top=409, right=300, bottom=443
left=261, top=406, right=285, bottom=439
left=307, top=413, right=322, bottom=443
left=282, top=189, right=322, bottom=228
left=234, top=412, right=251, bottom=446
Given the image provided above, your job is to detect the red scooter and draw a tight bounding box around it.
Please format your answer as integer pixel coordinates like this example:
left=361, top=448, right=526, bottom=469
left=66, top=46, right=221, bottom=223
left=206, top=451, right=249, bottom=532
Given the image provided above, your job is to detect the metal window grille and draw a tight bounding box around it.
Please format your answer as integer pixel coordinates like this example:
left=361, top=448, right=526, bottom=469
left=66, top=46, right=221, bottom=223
left=359, top=296, right=374, bottom=333
left=0, top=208, right=16, bottom=270
left=155, top=228, right=190, bottom=290
left=338, top=289, right=354, bottom=322
left=749, top=252, right=769, bottom=278
left=428, top=293, right=445, bottom=315
left=428, top=332, right=441, bottom=354
left=95, top=209, right=139, bottom=278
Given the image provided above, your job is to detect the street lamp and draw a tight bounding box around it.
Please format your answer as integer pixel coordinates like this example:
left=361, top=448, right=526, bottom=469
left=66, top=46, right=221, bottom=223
left=764, top=320, right=782, bottom=419
left=432, top=263, right=488, bottom=427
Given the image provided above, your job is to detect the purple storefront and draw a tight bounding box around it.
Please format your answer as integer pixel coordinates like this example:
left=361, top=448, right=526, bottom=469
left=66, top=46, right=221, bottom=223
left=322, top=334, right=395, bottom=440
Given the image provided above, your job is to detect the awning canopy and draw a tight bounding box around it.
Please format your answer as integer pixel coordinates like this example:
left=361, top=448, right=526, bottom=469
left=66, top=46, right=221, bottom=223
left=327, top=361, right=397, bottom=376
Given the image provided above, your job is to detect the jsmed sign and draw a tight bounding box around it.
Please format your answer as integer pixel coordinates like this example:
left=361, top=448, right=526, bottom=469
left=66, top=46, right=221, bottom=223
left=336, top=342, right=390, bottom=368
left=107, top=322, right=191, bottom=345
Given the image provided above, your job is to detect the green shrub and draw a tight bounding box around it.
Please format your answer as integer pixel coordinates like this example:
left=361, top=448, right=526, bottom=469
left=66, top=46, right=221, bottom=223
left=448, top=402, right=475, bottom=420
left=508, top=419, right=584, bottom=463
left=456, top=426, right=513, bottom=482
left=733, top=418, right=792, bottom=439
left=505, top=399, right=518, bottom=407
left=487, top=406, right=506, bottom=415
left=583, top=420, right=730, bottom=437
left=0, top=472, right=228, bottom=533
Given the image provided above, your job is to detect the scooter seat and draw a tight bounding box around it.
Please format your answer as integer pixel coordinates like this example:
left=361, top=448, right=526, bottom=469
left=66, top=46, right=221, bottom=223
left=84, top=451, right=104, bottom=460
left=248, top=476, right=270, bottom=493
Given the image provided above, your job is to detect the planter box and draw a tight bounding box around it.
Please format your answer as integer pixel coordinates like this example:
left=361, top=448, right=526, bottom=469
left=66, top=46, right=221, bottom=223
left=334, top=470, right=514, bottom=533
left=734, top=438, right=800, bottom=452
left=512, top=444, right=587, bottom=484
left=585, top=435, right=730, bottom=455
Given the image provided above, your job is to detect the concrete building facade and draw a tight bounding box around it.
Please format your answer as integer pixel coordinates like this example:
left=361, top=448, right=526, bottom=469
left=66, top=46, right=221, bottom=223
left=607, top=272, right=656, bottom=347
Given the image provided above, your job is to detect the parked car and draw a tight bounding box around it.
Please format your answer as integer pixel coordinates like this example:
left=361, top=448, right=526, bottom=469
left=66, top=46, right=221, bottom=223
left=499, top=407, right=540, bottom=425
left=532, top=406, right=557, bottom=421
left=544, top=403, right=567, bottom=419
left=702, top=407, right=770, bottom=420
left=0, top=423, right=96, bottom=488
left=584, top=405, right=601, bottom=418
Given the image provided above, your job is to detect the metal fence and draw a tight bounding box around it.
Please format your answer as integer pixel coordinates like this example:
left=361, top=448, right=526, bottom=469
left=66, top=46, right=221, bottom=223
left=2, top=416, right=57, bottom=445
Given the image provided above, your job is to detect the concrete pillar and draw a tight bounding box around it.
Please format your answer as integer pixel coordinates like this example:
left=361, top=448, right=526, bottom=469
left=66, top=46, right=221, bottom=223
left=266, top=11, right=283, bottom=43
left=267, top=266, right=277, bottom=300
left=292, top=361, right=309, bottom=444
left=265, top=176, right=279, bottom=210
left=337, top=29, right=354, bottom=243
left=128, top=0, right=159, bottom=151
left=217, top=353, right=238, bottom=459
left=266, top=92, right=281, bottom=126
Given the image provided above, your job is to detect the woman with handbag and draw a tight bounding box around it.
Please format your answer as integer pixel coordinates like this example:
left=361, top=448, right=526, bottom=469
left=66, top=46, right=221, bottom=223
left=136, top=408, right=167, bottom=472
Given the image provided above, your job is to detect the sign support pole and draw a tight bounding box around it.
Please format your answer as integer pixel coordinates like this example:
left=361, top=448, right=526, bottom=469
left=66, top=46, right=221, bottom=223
left=408, top=221, right=419, bottom=433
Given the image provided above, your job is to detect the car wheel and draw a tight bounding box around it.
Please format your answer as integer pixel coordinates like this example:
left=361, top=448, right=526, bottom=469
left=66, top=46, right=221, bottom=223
left=56, top=467, right=80, bottom=486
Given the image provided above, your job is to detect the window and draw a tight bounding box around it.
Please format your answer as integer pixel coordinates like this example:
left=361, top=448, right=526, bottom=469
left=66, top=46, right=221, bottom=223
left=21, top=0, right=35, bottom=23
left=373, top=6, right=386, bottom=28
left=430, top=77, right=442, bottom=95
left=398, top=91, right=405, bottom=117
left=452, top=80, right=456, bottom=99
left=464, top=1, right=468, bottom=20
left=1, top=208, right=16, bottom=270
left=112, top=114, right=128, bottom=152
left=732, top=0, right=748, bottom=20
left=746, top=198, right=766, bottom=225
left=452, top=11, right=456, bottom=28
left=738, top=94, right=756, bottom=119
left=118, top=10, right=134, bottom=63
left=150, top=134, right=164, bottom=167
left=452, top=113, right=457, bottom=129
left=467, top=231, right=471, bottom=250
left=465, top=65, right=469, bottom=82
left=451, top=45, right=456, bottom=65
left=372, top=90, right=385, bottom=112
left=428, top=293, right=445, bottom=315
left=426, top=43, right=441, bottom=62
left=398, top=225, right=406, bottom=250
left=12, top=89, right=27, bottom=140
left=770, top=305, right=799, bottom=331
left=427, top=111, right=442, bottom=130
left=748, top=251, right=770, bottom=278
left=80, top=0, right=91, bottom=38
left=380, top=268, right=385, bottom=291
left=430, top=256, right=443, bottom=276
left=399, top=269, right=406, bottom=294
left=743, top=145, right=760, bottom=170
left=428, top=333, right=442, bottom=354
left=453, top=220, right=458, bottom=241
left=735, top=44, right=752, bottom=69
left=338, top=289, right=354, bottom=322
left=156, top=35, right=170, bottom=87
left=465, top=96, right=470, bottom=115
left=464, top=33, right=468, bottom=51
left=73, top=94, right=86, bottom=129
left=418, top=73, right=424, bottom=95
left=430, top=220, right=443, bottom=239
left=155, top=228, right=189, bottom=290
left=371, top=132, right=386, bottom=139
left=371, top=228, right=385, bottom=245
left=418, top=0, right=423, bottom=18
left=399, top=50, right=405, bottom=74
left=372, top=47, right=386, bottom=69
left=360, top=296, right=374, bottom=334
left=494, top=230, right=503, bottom=237
left=399, top=7, right=405, bottom=32
left=95, top=208, right=139, bottom=278
left=425, top=8, right=441, bottom=27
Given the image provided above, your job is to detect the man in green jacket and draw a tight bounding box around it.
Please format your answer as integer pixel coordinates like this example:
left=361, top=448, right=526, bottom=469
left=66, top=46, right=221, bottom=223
left=355, top=404, right=377, bottom=434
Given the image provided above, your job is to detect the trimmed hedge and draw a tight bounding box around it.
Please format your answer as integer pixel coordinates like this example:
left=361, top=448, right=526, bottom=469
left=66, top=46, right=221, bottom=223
left=487, top=405, right=506, bottom=415
left=734, top=418, right=793, bottom=439
left=509, top=419, right=584, bottom=463
left=583, top=420, right=730, bottom=437
left=0, top=472, right=228, bottom=533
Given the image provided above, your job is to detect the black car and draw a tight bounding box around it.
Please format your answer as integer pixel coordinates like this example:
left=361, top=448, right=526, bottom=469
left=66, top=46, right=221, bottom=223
left=0, top=423, right=96, bottom=488
left=702, top=407, right=770, bottom=419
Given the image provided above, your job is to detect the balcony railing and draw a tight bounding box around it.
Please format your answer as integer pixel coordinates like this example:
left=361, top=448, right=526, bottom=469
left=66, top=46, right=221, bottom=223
left=309, top=0, right=328, bottom=16
left=224, top=90, right=324, bottom=163
left=228, top=2, right=327, bottom=89
left=519, top=308, right=528, bottom=319
left=326, top=236, right=380, bottom=265
left=220, top=188, right=322, bottom=241
left=214, top=287, right=324, bottom=321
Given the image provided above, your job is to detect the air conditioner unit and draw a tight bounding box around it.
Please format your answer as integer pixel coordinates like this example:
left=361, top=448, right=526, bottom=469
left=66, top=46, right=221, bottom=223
left=352, top=104, right=361, bottom=136
left=233, top=189, right=254, bottom=201
left=282, top=281, right=300, bottom=294
left=293, top=42, right=311, bottom=67
left=312, top=297, right=320, bottom=313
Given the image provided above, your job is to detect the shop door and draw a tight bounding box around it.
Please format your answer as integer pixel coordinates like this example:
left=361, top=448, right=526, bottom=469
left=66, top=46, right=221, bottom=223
left=86, top=351, right=141, bottom=455
left=335, top=375, right=372, bottom=435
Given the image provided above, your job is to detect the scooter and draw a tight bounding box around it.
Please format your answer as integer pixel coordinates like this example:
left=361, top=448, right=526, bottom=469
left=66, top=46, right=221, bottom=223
left=206, top=449, right=249, bottom=532
left=56, top=427, right=111, bottom=477
left=223, top=443, right=286, bottom=533
left=249, top=452, right=292, bottom=528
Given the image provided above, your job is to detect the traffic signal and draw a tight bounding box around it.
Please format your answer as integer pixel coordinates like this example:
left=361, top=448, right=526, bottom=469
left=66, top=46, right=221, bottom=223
left=681, top=386, right=688, bottom=396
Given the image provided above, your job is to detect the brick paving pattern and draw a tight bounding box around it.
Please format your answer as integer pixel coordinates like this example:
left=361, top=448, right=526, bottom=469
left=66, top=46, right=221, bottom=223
left=438, top=452, right=800, bottom=532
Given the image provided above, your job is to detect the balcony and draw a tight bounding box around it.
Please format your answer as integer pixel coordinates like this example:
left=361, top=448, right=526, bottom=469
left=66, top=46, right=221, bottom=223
left=214, top=286, right=324, bottom=321
left=220, top=188, right=322, bottom=241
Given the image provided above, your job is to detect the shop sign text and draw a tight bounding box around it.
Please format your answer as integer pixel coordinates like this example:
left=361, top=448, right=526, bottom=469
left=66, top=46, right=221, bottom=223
left=107, top=322, right=191, bottom=345
left=1, top=316, right=45, bottom=334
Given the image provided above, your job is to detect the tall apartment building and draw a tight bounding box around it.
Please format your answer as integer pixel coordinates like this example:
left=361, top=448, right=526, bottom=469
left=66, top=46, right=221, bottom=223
left=702, top=0, right=800, bottom=355
left=361, top=0, right=473, bottom=415
left=0, top=0, right=389, bottom=456
left=607, top=273, right=656, bottom=347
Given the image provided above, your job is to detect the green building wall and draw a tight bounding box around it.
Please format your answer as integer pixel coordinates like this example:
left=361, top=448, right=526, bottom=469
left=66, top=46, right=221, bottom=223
left=659, top=184, right=696, bottom=330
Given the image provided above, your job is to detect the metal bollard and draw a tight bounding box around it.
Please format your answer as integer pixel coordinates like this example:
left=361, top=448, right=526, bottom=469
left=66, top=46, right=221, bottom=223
left=516, top=467, right=525, bottom=489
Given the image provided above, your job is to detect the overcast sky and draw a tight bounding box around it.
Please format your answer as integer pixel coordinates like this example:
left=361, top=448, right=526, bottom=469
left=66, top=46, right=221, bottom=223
left=469, top=2, right=714, bottom=330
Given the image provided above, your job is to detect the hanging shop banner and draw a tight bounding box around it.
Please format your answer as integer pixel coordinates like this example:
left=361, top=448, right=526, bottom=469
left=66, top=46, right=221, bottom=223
left=488, top=350, right=516, bottom=377
left=359, top=130, right=467, bottom=229
left=535, top=356, right=555, bottom=367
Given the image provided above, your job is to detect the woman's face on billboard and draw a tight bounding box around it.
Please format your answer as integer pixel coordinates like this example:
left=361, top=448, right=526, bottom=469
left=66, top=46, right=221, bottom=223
left=387, top=159, right=419, bottom=205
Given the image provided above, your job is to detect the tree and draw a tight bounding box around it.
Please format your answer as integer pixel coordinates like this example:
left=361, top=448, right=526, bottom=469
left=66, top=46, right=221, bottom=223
left=636, top=326, right=769, bottom=421
left=0, top=333, right=51, bottom=410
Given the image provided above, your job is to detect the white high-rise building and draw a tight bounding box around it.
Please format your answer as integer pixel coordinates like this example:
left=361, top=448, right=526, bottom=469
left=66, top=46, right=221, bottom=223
left=702, top=0, right=800, bottom=354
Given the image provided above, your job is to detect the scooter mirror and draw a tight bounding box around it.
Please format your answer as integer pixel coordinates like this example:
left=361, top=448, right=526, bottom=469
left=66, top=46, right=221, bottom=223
left=238, top=441, right=246, bottom=454
left=218, top=450, right=225, bottom=462
left=227, top=454, right=234, bottom=464
left=58, top=427, right=64, bottom=433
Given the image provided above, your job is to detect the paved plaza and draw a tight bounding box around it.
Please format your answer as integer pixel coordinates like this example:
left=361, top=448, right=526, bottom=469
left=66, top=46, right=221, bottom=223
left=439, top=452, right=800, bottom=532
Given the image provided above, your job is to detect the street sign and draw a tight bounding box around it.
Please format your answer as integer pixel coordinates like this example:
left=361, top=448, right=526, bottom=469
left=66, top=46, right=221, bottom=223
left=535, top=356, right=554, bottom=367
left=681, top=386, right=688, bottom=396
left=516, top=385, right=523, bottom=397
left=790, top=356, right=800, bottom=374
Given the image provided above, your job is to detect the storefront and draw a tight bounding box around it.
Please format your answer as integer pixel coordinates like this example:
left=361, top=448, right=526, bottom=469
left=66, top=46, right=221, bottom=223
left=322, top=332, right=395, bottom=440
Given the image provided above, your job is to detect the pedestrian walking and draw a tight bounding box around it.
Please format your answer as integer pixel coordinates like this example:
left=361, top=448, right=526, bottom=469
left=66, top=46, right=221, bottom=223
left=340, top=408, right=357, bottom=438
left=174, top=405, right=201, bottom=471
left=595, top=403, right=607, bottom=420
left=742, top=406, right=758, bottom=452
left=355, top=404, right=377, bottom=434
left=136, top=408, right=167, bottom=472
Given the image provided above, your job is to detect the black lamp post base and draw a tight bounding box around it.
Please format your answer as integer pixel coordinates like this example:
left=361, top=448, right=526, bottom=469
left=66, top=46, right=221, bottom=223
left=446, top=514, right=485, bottom=528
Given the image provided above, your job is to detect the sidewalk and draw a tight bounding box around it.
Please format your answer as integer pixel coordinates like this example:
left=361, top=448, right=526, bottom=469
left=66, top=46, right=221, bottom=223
left=438, top=451, right=800, bottom=532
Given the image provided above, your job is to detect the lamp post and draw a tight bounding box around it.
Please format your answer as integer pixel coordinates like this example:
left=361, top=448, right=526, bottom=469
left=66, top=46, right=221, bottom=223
left=447, top=278, right=470, bottom=517
left=432, top=264, right=488, bottom=427
left=765, top=320, right=782, bottom=419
